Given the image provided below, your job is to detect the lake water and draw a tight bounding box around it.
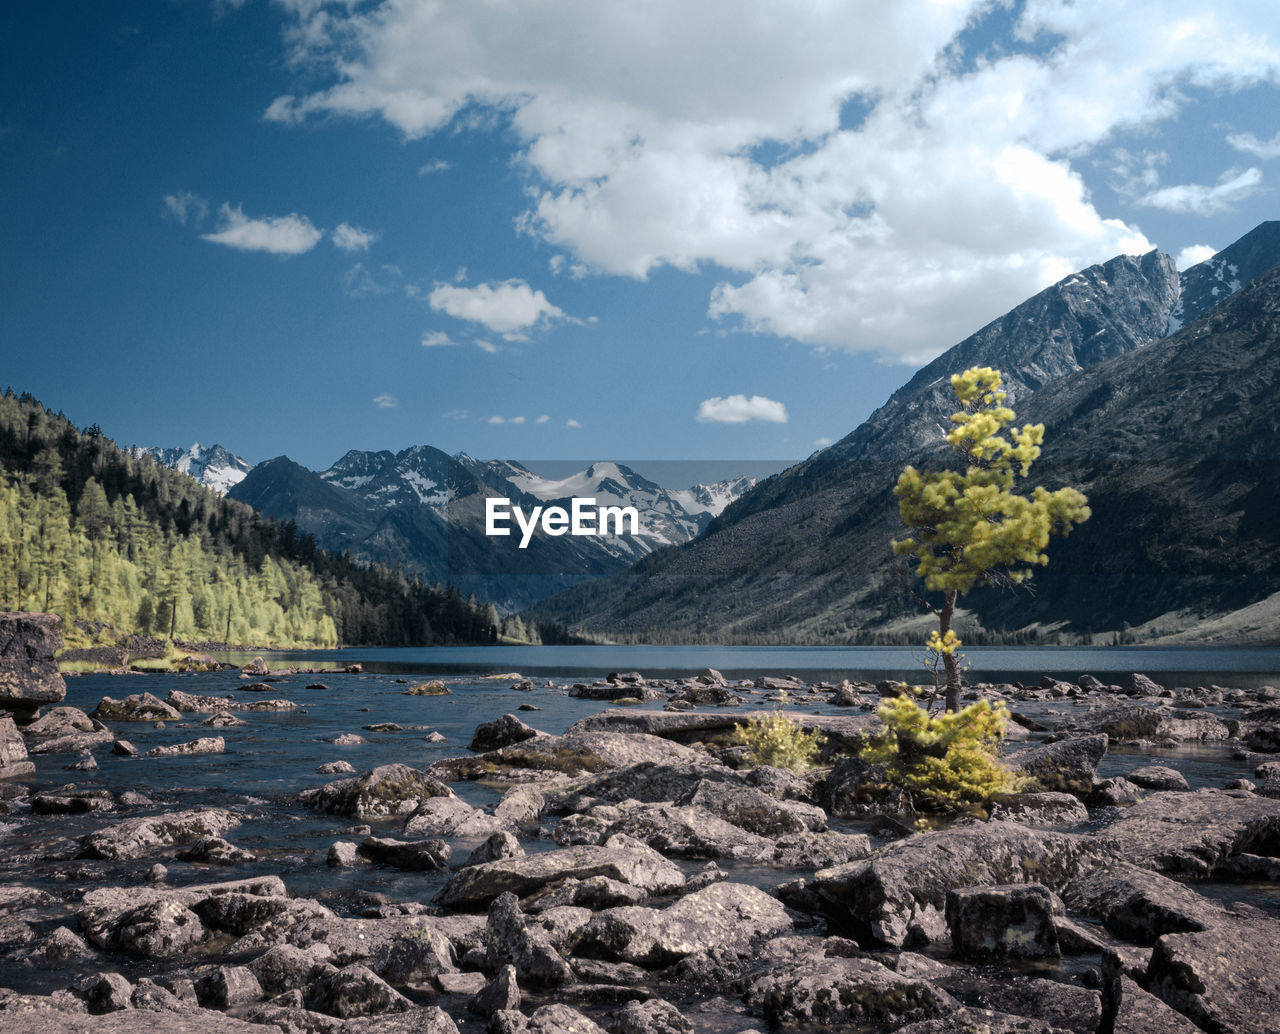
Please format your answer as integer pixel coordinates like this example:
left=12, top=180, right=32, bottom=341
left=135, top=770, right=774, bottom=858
left=220, top=643, right=1280, bottom=688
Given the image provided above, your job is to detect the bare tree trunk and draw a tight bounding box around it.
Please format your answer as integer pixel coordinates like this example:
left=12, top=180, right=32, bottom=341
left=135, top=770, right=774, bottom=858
left=940, top=589, right=961, bottom=712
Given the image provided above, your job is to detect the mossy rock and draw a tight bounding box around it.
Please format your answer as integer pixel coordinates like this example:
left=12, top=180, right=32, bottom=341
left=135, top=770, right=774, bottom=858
left=405, top=681, right=451, bottom=696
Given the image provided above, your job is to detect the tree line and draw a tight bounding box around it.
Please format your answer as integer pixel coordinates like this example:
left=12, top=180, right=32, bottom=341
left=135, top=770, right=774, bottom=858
left=0, top=389, right=509, bottom=648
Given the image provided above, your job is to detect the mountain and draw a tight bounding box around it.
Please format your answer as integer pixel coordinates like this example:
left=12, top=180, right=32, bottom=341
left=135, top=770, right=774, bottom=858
left=671, top=475, right=758, bottom=516
left=138, top=442, right=254, bottom=495
left=1168, top=220, right=1280, bottom=333
left=531, top=224, right=1280, bottom=645
left=229, top=450, right=758, bottom=610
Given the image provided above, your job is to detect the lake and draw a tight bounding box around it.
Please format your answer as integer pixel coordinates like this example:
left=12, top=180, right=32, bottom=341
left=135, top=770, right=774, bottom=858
left=218, top=643, right=1280, bottom=688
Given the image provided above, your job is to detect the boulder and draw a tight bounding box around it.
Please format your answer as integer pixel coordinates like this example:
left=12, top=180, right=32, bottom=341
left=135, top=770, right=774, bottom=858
left=0, top=612, right=66, bottom=721
left=144, top=736, right=225, bottom=758
left=813, top=823, right=1113, bottom=947
left=494, top=785, right=545, bottom=826
left=576, top=882, right=792, bottom=968
left=299, top=764, right=454, bottom=818
left=1102, top=788, right=1280, bottom=876
left=358, top=837, right=451, bottom=871
left=195, top=966, right=263, bottom=1008
left=248, top=944, right=337, bottom=996
left=1111, top=975, right=1203, bottom=1034
left=308, top=963, right=411, bottom=1018
left=742, top=940, right=955, bottom=1027
left=176, top=837, right=257, bottom=865
left=770, top=830, right=873, bottom=869
left=1063, top=861, right=1223, bottom=942
left=988, top=792, right=1089, bottom=827
left=528, top=1004, right=607, bottom=1034
left=435, top=838, right=685, bottom=911
left=1123, top=673, right=1163, bottom=696
left=470, top=964, right=520, bottom=1018
left=404, top=680, right=451, bottom=695
left=83, top=899, right=208, bottom=958
left=674, top=778, right=826, bottom=836
left=464, top=831, right=525, bottom=868
left=945, top=884, right=1060, bottom=961
left=402, top=796, right=507, bottom=839
left=22, top=705, right=97, bottom=738
left=552, top=801, right=774, bottom=859
left=470, top=713, right=539, bottom=752
left=32, top=790, right=114, bottom=814
left=433, top=730, right=712, bottom=783
left=78, top=808, right=242, bottom=860
left=1125, top=765, right=1189, bottom=791
left=1005, top=734, right=1107, bottom=795
left=0, top=714, right=35, bottom=779
left=91, top=693, right=182, bottom=722
left=484, top=892, right=575, bottom=987
left=612, top=998, right=692, bottom=1034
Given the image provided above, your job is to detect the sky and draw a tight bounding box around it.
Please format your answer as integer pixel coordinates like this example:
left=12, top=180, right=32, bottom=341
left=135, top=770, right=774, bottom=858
left=3, top=1, right=1279, bottom=481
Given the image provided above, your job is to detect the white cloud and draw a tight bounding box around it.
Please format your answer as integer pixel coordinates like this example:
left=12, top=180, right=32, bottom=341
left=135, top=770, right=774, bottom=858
left=445, top=408, right=469, bottom=420
left=1176, top=244, right=1218, bottom=270
left=814, top=436, right=834, bottom=447
left=1139, top=167, right=1264, bottom=216
left=427, top=279, right=567, bottom=339
left=163, top=191, right=208, bottom=225
left=202, top=203, right=324, bottom=255
left=474, top=339, right=500, bottom=354
left=696, top=394, right=789, bottom=425
left=1227, top=131, right=1280, bottom=160
left=565, top=418, right=583, bottom=429
left=421, top=330, right=457, bottom=347
left=373, top=393, right=398, bottom=408
left=487, top=415, right=506, bottom=424
left=331, top=222, right=378, bottom=252
left=270, top=1, right=1280, bottom=359
left=418, top=159, right=452, bottom=175
left=510, top=416, right=526, bottom=424
left=536, top=414, right=551, bottom=424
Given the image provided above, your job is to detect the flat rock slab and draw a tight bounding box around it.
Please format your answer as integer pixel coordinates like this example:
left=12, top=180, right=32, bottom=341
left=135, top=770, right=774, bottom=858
left=814, top=822, right=1114, bottom=947
left=1062, top=862, right=1224, bottom=941
left=77, top=807, right=242, bottom=860
left=435, top=838, right=685, bottom=911
left=431, top=730, right=715, bottom=782
left=1114, top=976, right=1202, bottom=1034
left=1148, top=911, right=1280, bottom=1034
left=553, top=801, right=776, bottom=860
left=577, top=882, right=792, bottom=967
left=1101, top=788, right=1280, bottom=876
left=0, top=1008, right=268, bottom=1033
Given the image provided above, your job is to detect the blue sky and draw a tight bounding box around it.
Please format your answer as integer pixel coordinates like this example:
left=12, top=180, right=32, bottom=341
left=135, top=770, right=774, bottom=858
left=4, top=1, right=1278, bottom=479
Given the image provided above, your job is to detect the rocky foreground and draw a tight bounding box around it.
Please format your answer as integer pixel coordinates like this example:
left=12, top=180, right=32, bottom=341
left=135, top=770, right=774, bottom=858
left=2, top=620, right=1280, bottom=1032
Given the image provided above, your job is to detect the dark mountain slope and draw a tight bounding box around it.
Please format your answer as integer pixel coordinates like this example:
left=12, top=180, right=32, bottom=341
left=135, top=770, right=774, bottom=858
left=533, top=235, right=1280, bottom=644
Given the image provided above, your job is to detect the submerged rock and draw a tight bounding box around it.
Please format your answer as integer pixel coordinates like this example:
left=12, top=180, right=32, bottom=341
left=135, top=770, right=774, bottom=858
left=78, top=808, right=242, bottom=860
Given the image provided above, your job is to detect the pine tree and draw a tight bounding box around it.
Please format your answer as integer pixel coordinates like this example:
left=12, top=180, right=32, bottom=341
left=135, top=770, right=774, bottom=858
left=892, top=366, right=1090, bottom=711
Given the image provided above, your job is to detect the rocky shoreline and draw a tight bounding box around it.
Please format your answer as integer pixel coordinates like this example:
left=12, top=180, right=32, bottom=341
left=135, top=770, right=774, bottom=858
left=1, top=613, right=1279, bottom=1033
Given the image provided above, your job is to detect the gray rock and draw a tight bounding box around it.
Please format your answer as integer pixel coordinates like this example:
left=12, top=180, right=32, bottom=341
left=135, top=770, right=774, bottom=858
left=528, top=1004, right=607, bottom=1034
left=821, top=755, right=917, bottom=821
left=248, top=944, right=337, bottom=996
left=1112, top=975, right=1202, bottom=1033
left=91, top=693, right=182, bottom=722
left=358, top=836, right=451, bottom=871
left=195, top=966, right=263, bottom=1008
left=434, top=730, right=714, bottom=783
left=523, top=875, right=650, bottom=913
left=309, top=963, right=411, bottom=1018
left=327, top=841, right=358, bottom=867
left=317, top=760, right=356, bottom=774
left=470, top=963, right=520, bottom=1018
left=82, top=972, right=133, bottom=1014
left=31, top=789, right=114, bottom=814
left=0, top=611, right=66, bottom=720
left=946, top=884, right=1060, bottom=961
left=0, top=714, right=35, bottom=779
left=1062, top=861, right=1223, bottom=940
left=674, top=779, right=826, bottom=836
left=176, top=836, right=256, bottom=865
left=770, top=831, right=873, bottom=869
left=83, top=899, right=208, bottom=958
left=988, top=792, right=1089, bottom=827
left=1148, top=911, right=1280, bottom=1034
left=553, top=801, right=774, bottom=859
left=575, top=882, right=791, bottom=968
left=1123, top=673, right=1163, bottom=696
left=299, top=763, right=454, bottom=818
left=612, top=998, right=692, bottom=1034
left=403, top=796, right=507, bottom=838
left=372, top=926, right=457, bottom=986
left=980, top=978, right=1100, bottom=1034
left=465, top=831, right=525, bottom=867
left=1087, top=776, right=1145, bottom=806
left=1125, top=765, right=1189, bottom=791
left=494, top=786, right=545, bottom=827
left=1102, top=788, right=1280, bottom=876
left=470, top=713, right=540, bottom=752
left=813, top=823, right=1113, bottom=947
left=144, top=735, right=225, bottom=758
left=485, top=892, right=574, bottom=988
left=743, top=946, right=955, bottom=1026
left=78, top=808, right=242, bottom=860
left=436, top=838, right=685, bottom=912
left=1005, top=734, right=1107, bottom=795
left=23, top=705, right=97, bottom=739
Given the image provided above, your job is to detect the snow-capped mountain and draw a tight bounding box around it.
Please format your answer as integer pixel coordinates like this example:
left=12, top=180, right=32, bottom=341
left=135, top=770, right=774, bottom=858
left=671, top=475, right=758, bottom=517
left=227, top=449, right=764, bottom=609
left=139, top=442, right=254, bottom=495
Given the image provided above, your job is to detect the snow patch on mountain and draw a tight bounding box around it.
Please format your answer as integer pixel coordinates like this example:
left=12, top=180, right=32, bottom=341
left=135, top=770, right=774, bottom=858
left=140, top=442, right=254, bottom=495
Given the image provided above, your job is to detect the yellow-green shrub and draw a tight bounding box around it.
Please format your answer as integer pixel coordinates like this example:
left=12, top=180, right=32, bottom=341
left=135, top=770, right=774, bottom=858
left=734, top=703, right=825, bottom=771
left=863, top=695, right=1013, bottom=807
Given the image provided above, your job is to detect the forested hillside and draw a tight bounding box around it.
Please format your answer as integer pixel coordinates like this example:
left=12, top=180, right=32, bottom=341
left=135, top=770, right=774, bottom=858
left=0, top=390, right=504, bottom=648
